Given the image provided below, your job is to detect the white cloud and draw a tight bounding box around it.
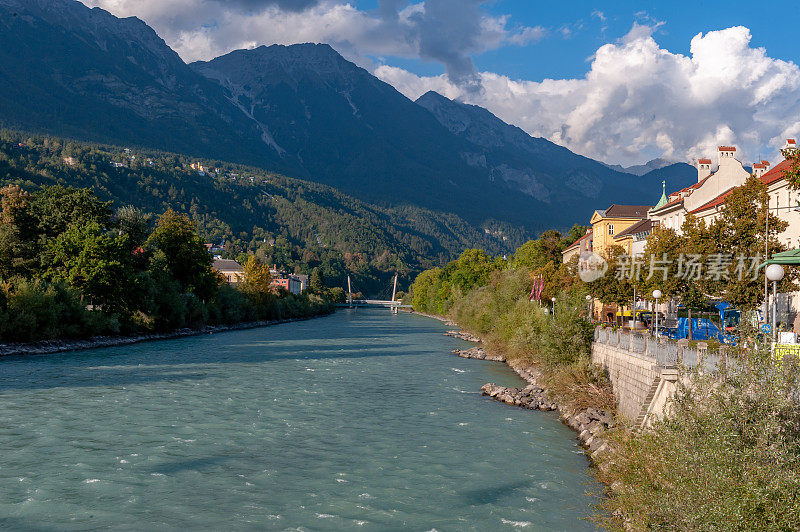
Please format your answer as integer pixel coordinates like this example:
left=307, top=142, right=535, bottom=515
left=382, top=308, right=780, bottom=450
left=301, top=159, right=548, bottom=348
left=375, top=25, right=800, bottom=166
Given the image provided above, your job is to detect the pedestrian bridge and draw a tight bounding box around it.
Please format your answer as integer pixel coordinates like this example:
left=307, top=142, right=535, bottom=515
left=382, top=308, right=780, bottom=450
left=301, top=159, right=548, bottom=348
left=335, top=299, right=412, bottom=309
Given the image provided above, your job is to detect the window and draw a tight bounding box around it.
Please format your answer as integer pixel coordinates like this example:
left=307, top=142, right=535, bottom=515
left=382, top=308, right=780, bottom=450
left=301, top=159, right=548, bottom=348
left=608, top=224, right=614, bottom=235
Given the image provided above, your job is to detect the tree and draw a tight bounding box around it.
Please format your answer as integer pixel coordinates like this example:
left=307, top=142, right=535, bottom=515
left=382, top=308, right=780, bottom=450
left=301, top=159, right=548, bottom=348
left=588, top=245, right=633, bottom=309
left=146, top=209, right=218, bottom=299
left=310, top=267, right=325, bottom=291
left=710, top=176, right=788, bottom=310
left=28, top=185, right=112, bottom=240
left=561, top=224, right=589, bottom=249
left=643, top=224, right=706, bottom=338
left=512, top=230, right=564, bottom=270
left=116, top=206, right=152, bottom=250
left=46, top=222, right=134, bottom=310
left=241, top=256, right=272, bottom=301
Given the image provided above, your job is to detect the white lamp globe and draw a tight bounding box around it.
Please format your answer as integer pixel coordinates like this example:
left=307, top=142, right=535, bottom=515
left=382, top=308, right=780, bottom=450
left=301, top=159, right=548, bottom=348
left=585, top=295, right=592, bottom=301
left=551, top=297, right=556, bottom=302
left=652, top=289, right=662, bottom=299
left=766, top=264, right=785, bottom=282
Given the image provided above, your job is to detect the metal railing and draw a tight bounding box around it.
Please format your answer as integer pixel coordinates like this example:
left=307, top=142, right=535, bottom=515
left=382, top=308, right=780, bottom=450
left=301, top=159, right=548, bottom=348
left=593, top=326, right=716, bottom=371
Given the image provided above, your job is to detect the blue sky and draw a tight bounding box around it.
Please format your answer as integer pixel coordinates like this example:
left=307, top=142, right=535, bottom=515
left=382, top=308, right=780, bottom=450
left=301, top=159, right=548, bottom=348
left=361, top=0, right=799, bottom=82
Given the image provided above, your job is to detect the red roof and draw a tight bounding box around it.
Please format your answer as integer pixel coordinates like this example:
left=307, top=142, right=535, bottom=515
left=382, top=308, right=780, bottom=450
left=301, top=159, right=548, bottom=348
left=563, top=231, right=592, bottom=252
left=652, top=174, right=713, bottom=212
left=691, top=159, right=795, bottom=214
left=760, top=159, right=792, bottom=186
left=718, top=146, right=736, bottom=151
left=788, top=139, right=796, bottom=144
left=698, top=158, right=712, bottom=164
left=690, top=189, right=736, bottom=214
left=753, top=163, right=766, bottom=169
left=761, top=160, right=770, bottom=165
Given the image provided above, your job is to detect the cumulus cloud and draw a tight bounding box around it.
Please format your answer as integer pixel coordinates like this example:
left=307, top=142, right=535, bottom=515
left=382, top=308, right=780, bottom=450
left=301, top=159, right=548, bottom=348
left=80, top=0, right=543, bottom=94
left=376, top=25, right=800, bottom=166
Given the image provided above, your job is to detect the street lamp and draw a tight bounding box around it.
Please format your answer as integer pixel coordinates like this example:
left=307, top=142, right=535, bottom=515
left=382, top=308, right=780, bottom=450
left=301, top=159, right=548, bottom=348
left=585, top=294, right=592, bottom=321
left=766, top=264, right=785, bottom=341
left=652, top=289, right=662, bottom=337
left=551, top=296, right=556, bottom=320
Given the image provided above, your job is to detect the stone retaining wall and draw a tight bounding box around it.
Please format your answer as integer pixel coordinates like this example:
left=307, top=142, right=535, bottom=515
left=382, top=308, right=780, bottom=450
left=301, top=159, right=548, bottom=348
left=591, top=341, right=661, bottom=423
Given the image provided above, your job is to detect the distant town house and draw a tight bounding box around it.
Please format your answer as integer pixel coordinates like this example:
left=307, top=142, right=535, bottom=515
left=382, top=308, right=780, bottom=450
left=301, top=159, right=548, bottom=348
left=269, top=266, right=303, bottom=295
left=213, top=259, right=244, bottom=285
left=561, top=229, right=592, bottom=263
left=688, top=140, right=800, bottom=249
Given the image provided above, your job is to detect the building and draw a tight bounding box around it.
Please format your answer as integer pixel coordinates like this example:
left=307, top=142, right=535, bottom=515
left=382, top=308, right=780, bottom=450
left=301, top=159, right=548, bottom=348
left=612, top=218, right=655, bottom=256
left=685, top=140, right=799, bottom=247
left=589, top=205, right=650, bottom=257
left=270, top=274, right=302, bottom=295
left=561, top=230, right=592, bottom=263
left=213, top=259, right=244, bottom=285
left=649, top=146, right=751, bottom=233
left=294, top=274, right=310, bottom=292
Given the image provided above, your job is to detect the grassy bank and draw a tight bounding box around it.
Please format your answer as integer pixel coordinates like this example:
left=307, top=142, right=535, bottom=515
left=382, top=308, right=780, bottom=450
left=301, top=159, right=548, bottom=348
left=595, top=347, right=800, bottom=530
left=409, top=244, right=614, bottom=415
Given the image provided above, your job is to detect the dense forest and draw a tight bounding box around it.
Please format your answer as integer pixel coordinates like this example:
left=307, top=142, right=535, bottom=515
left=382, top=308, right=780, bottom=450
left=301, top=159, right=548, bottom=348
left=0, top=130, right=524, bottom=297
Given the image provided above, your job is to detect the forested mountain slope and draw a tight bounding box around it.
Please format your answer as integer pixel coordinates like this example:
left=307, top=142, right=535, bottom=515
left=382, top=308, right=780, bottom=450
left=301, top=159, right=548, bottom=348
left=0, top=131, right=518, bottom=296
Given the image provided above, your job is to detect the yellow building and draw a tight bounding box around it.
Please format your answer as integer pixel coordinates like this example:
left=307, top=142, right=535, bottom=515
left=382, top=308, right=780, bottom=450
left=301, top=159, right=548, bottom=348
left=589, top=205, right=650, bottom=257
left=612, top=219, right=654, bottom=256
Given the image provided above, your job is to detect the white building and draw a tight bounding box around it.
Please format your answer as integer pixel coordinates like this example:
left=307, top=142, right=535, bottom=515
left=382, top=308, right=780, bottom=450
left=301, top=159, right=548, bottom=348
left=648, top=146, right=751, bottom=233
left=673, top=139, right=800, bottom=331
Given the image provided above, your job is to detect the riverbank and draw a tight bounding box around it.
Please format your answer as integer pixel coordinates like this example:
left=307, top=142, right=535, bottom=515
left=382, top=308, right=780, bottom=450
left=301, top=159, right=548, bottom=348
left=0, top=313, right=331, bottom=357
left=418, top=311, right=614, bottom=464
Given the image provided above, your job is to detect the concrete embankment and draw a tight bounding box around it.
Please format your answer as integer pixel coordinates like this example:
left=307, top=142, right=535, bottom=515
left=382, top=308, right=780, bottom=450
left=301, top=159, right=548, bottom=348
left=0, top=314, right=328, bottom=357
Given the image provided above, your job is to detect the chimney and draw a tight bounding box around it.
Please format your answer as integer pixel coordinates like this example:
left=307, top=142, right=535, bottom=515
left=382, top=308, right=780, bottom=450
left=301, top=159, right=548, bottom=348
left=753, top=160, right=770, bottom=178
left=696, top=158, right=712, bottom=181
left=717, top=146, right=736, bottom=168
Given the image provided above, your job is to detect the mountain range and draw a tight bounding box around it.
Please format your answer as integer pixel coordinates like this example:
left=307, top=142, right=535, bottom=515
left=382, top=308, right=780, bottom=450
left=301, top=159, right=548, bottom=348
left=0, top=0, right=697, bottom=235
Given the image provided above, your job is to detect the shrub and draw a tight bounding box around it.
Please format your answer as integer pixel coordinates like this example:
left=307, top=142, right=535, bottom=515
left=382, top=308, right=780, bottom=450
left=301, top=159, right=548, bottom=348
left=597, top=350, right=800, bottom=530
left=0, top=279, right=119, bottom=341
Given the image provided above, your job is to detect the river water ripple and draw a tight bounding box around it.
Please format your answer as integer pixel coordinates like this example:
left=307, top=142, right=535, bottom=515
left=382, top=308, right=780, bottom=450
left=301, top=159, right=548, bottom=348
left=0, top=310, right=599, bottom=530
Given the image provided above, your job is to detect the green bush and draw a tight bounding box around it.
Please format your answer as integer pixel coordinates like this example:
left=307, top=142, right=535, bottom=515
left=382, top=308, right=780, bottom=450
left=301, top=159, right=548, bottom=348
left=0, top=279, right=119, bottom=341
left=598, top=351, right=800, bottom=530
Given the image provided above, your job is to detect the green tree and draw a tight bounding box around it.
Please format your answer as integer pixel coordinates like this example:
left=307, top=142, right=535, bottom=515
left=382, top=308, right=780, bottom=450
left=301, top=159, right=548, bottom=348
left=310, top=267, right=325, bottom=291
left=28, top=185, right=112, bottom=240
left=46, top=222, right=134, bottom=310
left=116, top=205, right=152, bottom=250
left=588, top=245, right=633, bottom=309
left=146, top=209, right=218, bottom=299
left=512, top=230, right=564, bottom=270
left=710, top=176, right=788, bottom=310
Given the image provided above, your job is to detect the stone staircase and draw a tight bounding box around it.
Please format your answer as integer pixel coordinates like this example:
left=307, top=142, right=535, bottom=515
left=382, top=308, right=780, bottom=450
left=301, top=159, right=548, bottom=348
left=634, top=376, right=661, bottom=431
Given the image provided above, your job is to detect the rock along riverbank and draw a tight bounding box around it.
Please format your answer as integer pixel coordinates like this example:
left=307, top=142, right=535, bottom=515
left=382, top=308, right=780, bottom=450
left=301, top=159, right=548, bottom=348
left=413, top=311, right=613, bottom=463
left=0, top=314, right=328, bottom=357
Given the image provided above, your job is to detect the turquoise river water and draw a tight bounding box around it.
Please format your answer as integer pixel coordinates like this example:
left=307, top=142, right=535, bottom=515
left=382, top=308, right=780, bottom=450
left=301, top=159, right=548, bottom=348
left=0, top=310, right=599, bottom=530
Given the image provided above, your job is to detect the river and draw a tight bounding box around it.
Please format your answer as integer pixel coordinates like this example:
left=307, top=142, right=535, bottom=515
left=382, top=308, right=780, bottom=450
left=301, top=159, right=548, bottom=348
left=0, top=310, right=599, bottom=530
